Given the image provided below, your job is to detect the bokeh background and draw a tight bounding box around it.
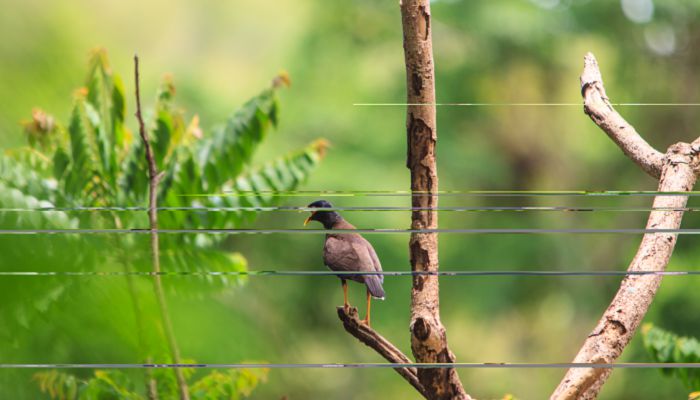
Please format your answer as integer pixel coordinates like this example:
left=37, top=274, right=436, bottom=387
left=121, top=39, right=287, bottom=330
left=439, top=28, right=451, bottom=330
left=1, top=0, right=700, bottom=398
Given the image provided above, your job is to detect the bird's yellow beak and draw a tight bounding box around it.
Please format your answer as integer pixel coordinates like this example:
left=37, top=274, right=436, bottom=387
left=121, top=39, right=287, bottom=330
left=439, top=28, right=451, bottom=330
left=304, top=212, right=316, bottom=226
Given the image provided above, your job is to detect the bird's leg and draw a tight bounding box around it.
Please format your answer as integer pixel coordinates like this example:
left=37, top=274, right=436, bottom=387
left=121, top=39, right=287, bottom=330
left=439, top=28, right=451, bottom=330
left=361, top=288, right=371, bottom=327
left=342, top=279, right=350, bottom=312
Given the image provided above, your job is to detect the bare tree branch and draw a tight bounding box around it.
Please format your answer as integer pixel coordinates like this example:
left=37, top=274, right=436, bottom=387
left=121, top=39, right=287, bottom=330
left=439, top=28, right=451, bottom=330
left=400, top=1, right=472, bottom=399
left=581, top=52, right=664, bottom=179
left=134, top=55, right=190, bottom=400
left=551, top=54, right=700, bottom=400
left=337, top=307, right=428, bottom=398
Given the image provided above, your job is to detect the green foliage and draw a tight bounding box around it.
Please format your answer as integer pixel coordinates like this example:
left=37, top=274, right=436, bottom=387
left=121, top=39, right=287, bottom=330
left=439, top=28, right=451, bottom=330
left=172, top=138, right=329, bottom=233
left=0, top=181, right=75, bottom=230
left=189, top=368, right=268, bottom=400
left=160, top=248, right=248, bottom=293
left=4, top=1, right=700, bottom=399
left=0, top=48, right=326, bottom=269
left=34, top=370, right=143, bottom=400
left=642, top=324, right=700, bottom=392
left=34, top=368, right=268, bottom=400
left=33, top=371, right=81, bottom=400
left=57, top=48, right=126, bottom=204
left=149, top=360, right=196, bottom=399
left=0, top=48, right=327, bottom=398
left=0, top=151, right=57, bottom=202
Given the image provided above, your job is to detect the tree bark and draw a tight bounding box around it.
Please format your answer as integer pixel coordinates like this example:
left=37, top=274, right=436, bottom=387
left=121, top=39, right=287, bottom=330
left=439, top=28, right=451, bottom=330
left=333, top=3, right=472, bottom=398
left=337, top=307, right=427, bottom=398
left=579, top=53, right=664, bottom=179
left=400, top=2, right=471, bottom=399
left=551, top=145, right=695, bottom=400
left=551, top=53, right=700, bottom=399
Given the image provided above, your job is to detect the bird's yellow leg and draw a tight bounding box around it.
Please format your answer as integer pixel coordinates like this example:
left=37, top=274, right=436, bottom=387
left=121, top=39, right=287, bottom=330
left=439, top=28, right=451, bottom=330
left=342, top=280, right=350, bottom=311
left=361, top=288, right=371, bottom=327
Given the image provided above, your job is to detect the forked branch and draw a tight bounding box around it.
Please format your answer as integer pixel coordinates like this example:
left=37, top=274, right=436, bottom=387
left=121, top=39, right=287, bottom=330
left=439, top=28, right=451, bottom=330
left=551, top=53, right=700, bottom=400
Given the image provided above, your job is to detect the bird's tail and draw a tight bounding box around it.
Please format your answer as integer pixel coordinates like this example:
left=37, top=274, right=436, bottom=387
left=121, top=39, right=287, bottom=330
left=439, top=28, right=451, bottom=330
left=365, top=275, right=385, bottom=300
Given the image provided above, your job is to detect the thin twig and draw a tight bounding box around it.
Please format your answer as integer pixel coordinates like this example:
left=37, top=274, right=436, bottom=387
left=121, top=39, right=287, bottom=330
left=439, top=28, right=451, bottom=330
left=337, top=307, right=428, bottom=398
left=114, top=215, right=158, bottom=400
left=134, top=54, right=190, bottom=400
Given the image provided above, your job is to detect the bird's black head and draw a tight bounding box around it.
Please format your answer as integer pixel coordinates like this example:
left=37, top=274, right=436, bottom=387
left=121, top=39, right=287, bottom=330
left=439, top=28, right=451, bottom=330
left=304, top=200, right=342, bottom=229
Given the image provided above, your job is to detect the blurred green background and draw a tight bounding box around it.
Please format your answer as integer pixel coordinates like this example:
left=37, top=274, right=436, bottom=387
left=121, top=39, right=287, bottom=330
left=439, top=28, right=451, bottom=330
left=1, top=0, right=700, bottom=398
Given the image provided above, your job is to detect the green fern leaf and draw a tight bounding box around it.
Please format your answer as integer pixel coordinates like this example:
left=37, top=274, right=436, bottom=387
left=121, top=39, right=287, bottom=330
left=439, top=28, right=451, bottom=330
left=228, top=138, right=329, bottom=224
left=64, top=93, right=105, bottom=202
left=85, top=48, right=125, bottom=185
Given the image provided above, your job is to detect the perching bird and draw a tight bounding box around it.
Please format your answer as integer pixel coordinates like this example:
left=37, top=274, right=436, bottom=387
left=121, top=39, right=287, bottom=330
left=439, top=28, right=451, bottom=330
left=304, top=200, right=384, bottom=326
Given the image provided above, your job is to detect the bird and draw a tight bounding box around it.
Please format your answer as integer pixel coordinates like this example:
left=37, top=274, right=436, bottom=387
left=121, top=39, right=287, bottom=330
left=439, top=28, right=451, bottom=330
left=304, top=200, right=384, bottom=326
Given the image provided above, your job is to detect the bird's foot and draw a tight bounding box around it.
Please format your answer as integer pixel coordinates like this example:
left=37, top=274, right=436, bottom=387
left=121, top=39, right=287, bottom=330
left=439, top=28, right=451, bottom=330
left=360, top=318, right=371, bottom=327
left=343, top=304, right=351, bottom=314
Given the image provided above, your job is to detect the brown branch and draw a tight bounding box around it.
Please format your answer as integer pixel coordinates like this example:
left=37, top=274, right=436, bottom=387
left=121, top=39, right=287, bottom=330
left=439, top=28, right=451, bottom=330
left=581, top=52, right=664, bottom=178
left=550, top=54, right=700, bottom=400
left=337, top=307, right=428, bottom=398
left=134, top=55, right=190, bottom=400
left=400, top=1, right=471, bottom=399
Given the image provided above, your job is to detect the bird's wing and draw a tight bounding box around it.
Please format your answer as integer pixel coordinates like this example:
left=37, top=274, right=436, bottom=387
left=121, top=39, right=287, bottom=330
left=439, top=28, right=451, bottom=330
left=325, top=234, right=386, bottom=299
left=323, top=235, right=375, bottom=272
left=359, top=237, right=383, bottom=283
left=349, top=240, right=379, bottom=273
left=323, top=235, right=363, bottom=272
left=364, top=240, right=383, bottom=272
left=350, top=238, right=385, bottom=299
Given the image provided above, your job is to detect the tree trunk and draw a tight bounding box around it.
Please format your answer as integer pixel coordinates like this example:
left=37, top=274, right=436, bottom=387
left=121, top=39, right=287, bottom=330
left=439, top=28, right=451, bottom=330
left=400, top=1, right=470, bottom=399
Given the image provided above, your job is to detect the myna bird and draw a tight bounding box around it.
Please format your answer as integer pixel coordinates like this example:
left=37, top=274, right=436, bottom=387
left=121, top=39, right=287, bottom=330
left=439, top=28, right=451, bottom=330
left=304, top=200, right=384, bottom=326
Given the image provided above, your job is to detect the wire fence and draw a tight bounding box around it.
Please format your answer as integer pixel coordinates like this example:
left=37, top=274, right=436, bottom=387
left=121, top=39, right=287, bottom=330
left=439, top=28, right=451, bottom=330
left=2, top=190, right=699, bottom=370
left=3, top=363, right=700, bottom=369
left=0, top=270, right=698, bottom=277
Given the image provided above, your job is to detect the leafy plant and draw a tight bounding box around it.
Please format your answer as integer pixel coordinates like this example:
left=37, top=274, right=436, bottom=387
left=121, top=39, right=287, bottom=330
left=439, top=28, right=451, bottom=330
left=33, top=368, right=268, bottom=400
left=642, top=323, right=700, bottom=394
left=189, top=368, right=269, bottom=400
left=0, top=48, right=326, bottom=398
left=1, top=46, right=327, bottom=282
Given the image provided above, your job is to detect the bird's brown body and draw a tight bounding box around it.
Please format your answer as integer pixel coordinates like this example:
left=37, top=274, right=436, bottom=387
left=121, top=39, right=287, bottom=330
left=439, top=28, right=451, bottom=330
left=304, top=199, right=385, bottom=325
left=323, top=219, right=385, bottom=299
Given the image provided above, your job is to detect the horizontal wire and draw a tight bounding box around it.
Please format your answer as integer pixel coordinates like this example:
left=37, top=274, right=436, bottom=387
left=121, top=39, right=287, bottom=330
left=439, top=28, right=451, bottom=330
left=0, top=271, right=697, bottom=277
left=2, top=363, right=699, bottom=369
left=179, top=190, right=700, bottom=197
left=3, top=228, right=700, bottom=234
left=353, top=103, right=700, bottom=107
left=4, top=206, right=700, bottom=212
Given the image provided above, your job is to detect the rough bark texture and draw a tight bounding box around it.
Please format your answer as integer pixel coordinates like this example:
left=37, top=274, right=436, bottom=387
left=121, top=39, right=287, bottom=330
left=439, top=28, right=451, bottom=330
left=332, top=3, right=471, bottom=398
left=400, top=2, right=470, bottom=399
left=337, top=307, right=428, bottom=398
left=550, top=53, right=700, bottom=400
